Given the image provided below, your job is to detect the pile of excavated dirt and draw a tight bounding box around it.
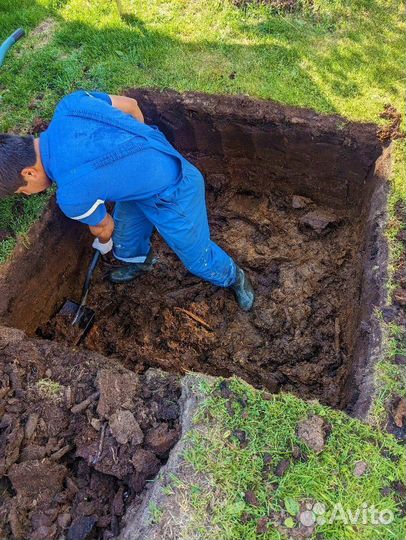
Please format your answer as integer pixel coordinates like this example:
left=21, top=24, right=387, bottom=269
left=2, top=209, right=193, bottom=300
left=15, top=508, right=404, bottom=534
left=0, top=327, right=181, bottom=540
left=40, top=186, right=363, bottom=409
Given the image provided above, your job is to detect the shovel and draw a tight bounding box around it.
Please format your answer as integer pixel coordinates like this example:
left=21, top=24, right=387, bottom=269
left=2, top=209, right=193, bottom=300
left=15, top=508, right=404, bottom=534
left=57, top=250, right=101, bottom=343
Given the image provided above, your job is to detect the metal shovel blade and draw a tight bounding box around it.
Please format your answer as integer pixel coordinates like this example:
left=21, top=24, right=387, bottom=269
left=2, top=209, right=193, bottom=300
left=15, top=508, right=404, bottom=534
left=58, top=299, right=96, bottom=343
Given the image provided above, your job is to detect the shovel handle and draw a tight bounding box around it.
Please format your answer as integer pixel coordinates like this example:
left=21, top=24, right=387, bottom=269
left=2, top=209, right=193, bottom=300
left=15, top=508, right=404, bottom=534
left=81, top=249, right=101, bottom=299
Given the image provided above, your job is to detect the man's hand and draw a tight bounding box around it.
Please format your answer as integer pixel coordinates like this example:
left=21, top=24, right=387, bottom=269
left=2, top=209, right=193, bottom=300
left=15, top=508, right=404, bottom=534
left=92, top=237, right=113, bottom=255
left=110, top=95, right=144, bottom=123
left=89, top=213, right=114, bottom=246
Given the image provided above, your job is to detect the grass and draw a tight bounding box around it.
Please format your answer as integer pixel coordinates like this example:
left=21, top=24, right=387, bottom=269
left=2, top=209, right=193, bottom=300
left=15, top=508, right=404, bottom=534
left=36, top=377, right=63, bottom=399
left=181, top=378, right=406, bottom=540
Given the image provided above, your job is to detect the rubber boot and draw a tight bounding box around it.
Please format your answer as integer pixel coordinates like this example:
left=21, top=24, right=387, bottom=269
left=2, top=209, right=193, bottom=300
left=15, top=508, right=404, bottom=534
left=109, top=250, right=157, bottom=284
left=230, top=266, right=255, bottom=311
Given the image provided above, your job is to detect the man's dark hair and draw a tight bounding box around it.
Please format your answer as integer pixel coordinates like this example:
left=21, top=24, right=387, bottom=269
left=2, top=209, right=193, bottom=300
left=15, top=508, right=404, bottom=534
left=0, top=134, right=36, bottom=198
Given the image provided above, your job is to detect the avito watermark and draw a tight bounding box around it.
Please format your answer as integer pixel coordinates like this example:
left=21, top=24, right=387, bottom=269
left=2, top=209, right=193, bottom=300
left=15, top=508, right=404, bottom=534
left=299, top=501, right=394, bottom=527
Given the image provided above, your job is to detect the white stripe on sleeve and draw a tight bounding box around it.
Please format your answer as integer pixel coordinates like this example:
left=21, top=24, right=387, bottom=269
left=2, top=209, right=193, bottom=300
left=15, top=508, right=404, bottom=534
left=71, top=199, right=105, bottom=220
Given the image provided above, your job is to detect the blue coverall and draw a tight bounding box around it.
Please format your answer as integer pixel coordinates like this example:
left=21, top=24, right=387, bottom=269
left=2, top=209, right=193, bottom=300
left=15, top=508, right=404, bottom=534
left=40, top=90, right=236, bottom=287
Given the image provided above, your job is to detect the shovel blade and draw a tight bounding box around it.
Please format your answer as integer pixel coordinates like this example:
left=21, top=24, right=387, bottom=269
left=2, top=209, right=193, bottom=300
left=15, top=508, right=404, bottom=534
left=57, top=299, right=95, bottom=343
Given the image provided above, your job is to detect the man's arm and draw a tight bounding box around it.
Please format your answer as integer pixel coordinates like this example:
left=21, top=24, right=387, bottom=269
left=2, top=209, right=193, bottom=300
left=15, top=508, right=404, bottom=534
left=89, top=213, right=114, bottom=243
left=109, top=95, right=144, bottom=123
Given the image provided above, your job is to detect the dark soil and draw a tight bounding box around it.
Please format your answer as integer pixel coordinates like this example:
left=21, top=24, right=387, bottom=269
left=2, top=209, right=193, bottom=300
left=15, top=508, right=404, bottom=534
left=40, top=186, right=363, bottom=408
left=377, top=104, right=405, bottom=142
left=0, top=327, right=181, bottom=540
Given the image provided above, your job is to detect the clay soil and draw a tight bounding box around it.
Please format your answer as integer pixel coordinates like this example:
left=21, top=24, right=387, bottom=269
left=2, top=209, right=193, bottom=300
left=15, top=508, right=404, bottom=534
left=40, top=184, right=363, bottom=409
left=0, top=327, right=181, bottom=540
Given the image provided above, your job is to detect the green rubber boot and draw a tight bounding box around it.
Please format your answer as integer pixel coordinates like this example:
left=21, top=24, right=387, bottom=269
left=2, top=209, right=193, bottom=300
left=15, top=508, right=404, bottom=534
left=230, top=266, right=255, bottom=311
left=109, top=250, right=157, bottom=284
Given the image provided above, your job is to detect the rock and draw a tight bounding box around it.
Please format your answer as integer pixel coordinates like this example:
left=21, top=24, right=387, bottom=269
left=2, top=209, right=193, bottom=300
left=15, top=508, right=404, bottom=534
left=8, top=459, right=67, bottom=501
left=144, top=423, right=180, bottom=457
left=109, top=410, right=144, bottom=445
left=275, top=459, right=290, bottom=477
left=353, top=460, right=368, bottom=477
left=67, top=516, right=97, bottom=540
left=292, top=195, right=313, bottom=209
left=297, top=415, right=328, bottom=453
left=131, top=448, right=161, bottom=476
left=244, top=490, right=260, bottom=506
left=393, top=398, right=406, bottom=428
left=299, top=210, right=340, bottom=235
left=96, top=369, right=140, bottom=418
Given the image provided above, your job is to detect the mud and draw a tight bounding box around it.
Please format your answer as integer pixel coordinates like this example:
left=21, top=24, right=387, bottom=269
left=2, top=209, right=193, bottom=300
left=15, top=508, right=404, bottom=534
left=0, top=327, right=180, bottom=540
left=40, top=186, right=364, bottom=408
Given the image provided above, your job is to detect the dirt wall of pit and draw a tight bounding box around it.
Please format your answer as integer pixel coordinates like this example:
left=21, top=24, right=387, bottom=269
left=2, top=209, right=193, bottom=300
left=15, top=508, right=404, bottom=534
left=0, top=199, right=89, bottom=334
left=126, top=89, right=385, bottom=214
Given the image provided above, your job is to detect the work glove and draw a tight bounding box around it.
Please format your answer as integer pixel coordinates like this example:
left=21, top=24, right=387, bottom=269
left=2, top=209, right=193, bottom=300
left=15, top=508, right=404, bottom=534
left=92, top=237, right=113, bottom=255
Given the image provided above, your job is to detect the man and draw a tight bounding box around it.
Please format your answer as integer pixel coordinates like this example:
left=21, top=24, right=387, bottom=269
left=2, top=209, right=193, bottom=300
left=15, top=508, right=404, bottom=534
left=0, top=90, right=254, bottom=310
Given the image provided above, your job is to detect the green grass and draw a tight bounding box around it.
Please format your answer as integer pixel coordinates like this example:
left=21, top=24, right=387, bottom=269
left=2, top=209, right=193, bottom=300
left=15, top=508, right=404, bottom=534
left=182, top=378, right=406, bottom=540
left=0, top=0, right=404, bottom=261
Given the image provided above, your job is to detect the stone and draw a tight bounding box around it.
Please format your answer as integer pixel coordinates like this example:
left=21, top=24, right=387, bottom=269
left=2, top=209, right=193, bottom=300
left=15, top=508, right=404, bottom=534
left=299, top=210, right=340, bottom=234
left=109, top=410, right=143, bottom=445
left=297, top=415, right=327, bottom=453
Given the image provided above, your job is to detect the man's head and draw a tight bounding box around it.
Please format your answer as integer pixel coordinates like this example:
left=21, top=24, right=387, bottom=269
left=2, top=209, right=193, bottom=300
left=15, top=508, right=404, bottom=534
left=0, top=134, right=51, bottom=198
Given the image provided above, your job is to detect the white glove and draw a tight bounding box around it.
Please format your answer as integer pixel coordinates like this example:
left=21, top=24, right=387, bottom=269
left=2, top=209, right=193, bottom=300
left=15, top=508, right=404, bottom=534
left=92, top=237, right=113, bottom=255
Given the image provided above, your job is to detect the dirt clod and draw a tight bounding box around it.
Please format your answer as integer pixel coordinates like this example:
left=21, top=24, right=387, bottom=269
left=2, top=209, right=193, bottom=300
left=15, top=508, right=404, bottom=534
left=297, top=415, right=328, bottom=453
left=353, top=460, right=368, bottom=477
left=292, top=195, right=313, bottom=209
left=67, top=516, right=97, bottom=540
left=275, top=459, right=290, bottom=477
left=109, top=410, right=143, bottom=445
left=0, top=328, right=181, bottom=540
left=145, top=423, right=180, bottom=457
left=392, top=398, right=406, bottom=428
left=244, top=490, right=260, bottom=506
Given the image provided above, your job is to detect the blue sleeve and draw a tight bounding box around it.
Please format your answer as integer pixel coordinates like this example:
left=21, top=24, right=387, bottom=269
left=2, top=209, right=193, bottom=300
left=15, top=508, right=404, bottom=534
left=86, top=91, right=112, bottom=105
left=57, top=198, right=108, bottom=226
left=57, top=90, right=112, bottom=111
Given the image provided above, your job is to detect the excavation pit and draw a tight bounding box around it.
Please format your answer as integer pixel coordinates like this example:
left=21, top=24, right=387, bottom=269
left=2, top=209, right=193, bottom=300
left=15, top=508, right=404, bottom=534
left=0, top=90, right=390, bottom=414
